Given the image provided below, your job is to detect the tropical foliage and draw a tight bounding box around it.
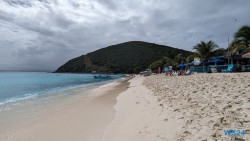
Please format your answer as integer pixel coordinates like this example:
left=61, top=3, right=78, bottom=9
left=149, top=54, right=185, bottom=70
left=213, top=48, right=227, bottom=57
left=229, top=41, right=246, bottom=54
left=193, top=40, right=219, bottom=61
left=230, top=25, right=250, bottom=54
left=149, top=60, right=163, bottom=70
left=186, top=54, right=198, bottom=63
left=234, top=25, right=250, bottom=48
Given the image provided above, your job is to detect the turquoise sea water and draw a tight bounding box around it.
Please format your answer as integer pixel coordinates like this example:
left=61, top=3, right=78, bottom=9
left=0, top=72, right=124, bottom=106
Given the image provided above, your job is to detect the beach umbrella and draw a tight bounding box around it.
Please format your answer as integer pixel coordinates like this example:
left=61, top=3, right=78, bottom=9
left=188, top=61, right=195, bottom=65
left=242, top=52, right=250, bottom=58
left=210, top=56, right=225, bottom=60
left=177, top=64, right=187, bottom=68
left=189, top=60, right=205, bottom=65
left=208, top=58, right=225, bottom=65
left=208, top=59, right=224, bottom=63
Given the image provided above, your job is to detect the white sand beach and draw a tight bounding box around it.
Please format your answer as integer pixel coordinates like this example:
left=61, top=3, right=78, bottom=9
left=102, top=75, right=184, bottom=141
left=103, top=73, right=250, bottom=141
left=1, top=73, right=250, bottom=141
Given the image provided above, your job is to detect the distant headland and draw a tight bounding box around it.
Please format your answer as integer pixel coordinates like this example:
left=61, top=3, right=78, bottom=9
left=55, top=41, right=192, bottom=74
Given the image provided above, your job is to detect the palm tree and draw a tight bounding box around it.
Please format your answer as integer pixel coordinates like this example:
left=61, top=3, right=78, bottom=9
left=174, top=53, right=183, bottom=64
left=229, top=40, right=246, bottom=54
left=234, top=25, right=250, bottom=49
left=193, top=40, right=219, bottom=61
left=230, top=25, right=250, bottom=54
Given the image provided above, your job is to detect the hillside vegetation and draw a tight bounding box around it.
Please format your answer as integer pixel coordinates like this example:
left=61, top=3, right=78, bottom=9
left=55, top=41, right=192, bottom=74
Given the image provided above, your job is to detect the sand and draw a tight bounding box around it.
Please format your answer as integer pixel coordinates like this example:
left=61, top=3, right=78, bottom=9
left=0, top=79, right=129, bottom=141
left=102, top=75, right=184, bottom=141
left=103, top=73, right=250, bottom=141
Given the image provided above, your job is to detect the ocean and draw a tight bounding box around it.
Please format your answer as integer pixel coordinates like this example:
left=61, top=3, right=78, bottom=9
left=0, top=72, right=124, bottom=108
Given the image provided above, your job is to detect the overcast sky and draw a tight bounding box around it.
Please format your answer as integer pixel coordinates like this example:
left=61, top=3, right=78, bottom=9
left=0, top=0, right=249, bottom=71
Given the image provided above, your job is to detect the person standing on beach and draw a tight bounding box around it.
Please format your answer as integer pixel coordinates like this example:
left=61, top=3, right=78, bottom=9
left=164, top=66, right=169, bottom=76
left=158, top=66, right=161, bottom=74
left=169, top=66, right=173, bottom=76
left=241, top=62, right=246, bottom=72
left=235, top=61, right=241, bottom=72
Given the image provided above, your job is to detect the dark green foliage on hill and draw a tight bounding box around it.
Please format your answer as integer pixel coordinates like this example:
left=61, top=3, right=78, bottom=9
left=55, top=41, right=192, bottom=74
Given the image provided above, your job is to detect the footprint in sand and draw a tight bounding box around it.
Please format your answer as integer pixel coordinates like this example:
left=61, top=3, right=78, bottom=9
left=186, top=119, right=193, bottom=125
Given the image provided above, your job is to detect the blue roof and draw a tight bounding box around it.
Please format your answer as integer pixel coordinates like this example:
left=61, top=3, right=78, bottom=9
left=208, top=58, right=225, bottom=63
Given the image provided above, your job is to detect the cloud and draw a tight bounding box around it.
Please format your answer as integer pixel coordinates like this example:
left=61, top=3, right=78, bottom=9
left=0, top=0, right=250, bottom=71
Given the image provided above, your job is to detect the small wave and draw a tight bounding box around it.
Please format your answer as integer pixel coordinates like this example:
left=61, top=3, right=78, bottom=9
left=98, top=82, right=115, bottom=88
left=0, top=84, right=99, bottom=107
left=0, top=94, right=38, bottom=106
left=0, top=76, right=125, bottom=107
left=120, top=78, right=126, bottom=80
left=0, top=106, right=11, bottom=112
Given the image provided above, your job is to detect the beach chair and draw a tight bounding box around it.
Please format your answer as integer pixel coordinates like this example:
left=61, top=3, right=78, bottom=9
left=184, top=69, right=191, bottom=75
left=222, top=64, right=234, bottom=73
left=210, top=67, right=218, bottom=73
left=173, top=71, right=178, bottom=76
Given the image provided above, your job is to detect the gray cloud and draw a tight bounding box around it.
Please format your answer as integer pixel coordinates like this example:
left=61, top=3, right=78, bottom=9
left=0, top=0, right=250, bottom=71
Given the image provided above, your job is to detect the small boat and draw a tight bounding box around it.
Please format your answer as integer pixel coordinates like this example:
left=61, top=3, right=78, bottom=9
left=93, top=75, right=111, bottom=79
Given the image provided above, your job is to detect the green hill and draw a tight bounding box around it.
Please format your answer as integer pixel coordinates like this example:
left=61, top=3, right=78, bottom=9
left=55, top=41, right=192, bottom=74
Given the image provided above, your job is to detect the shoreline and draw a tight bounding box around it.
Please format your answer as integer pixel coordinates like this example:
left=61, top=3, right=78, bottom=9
left=0, top=72, right=125, bottom=108
left=102, top=75, right=182, bottom=141
left=0, top=77, right=130, bottom=141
